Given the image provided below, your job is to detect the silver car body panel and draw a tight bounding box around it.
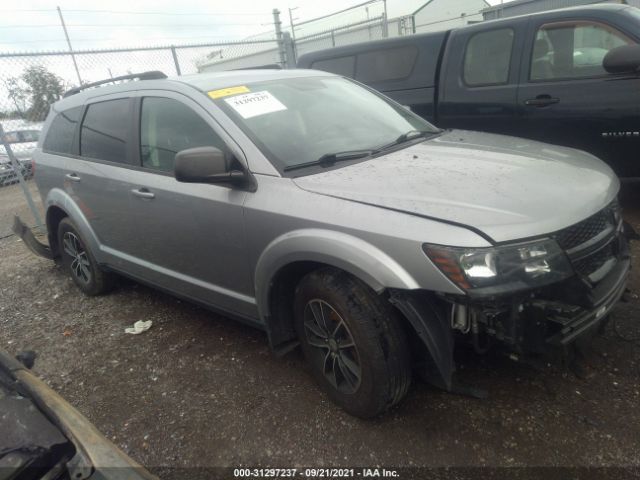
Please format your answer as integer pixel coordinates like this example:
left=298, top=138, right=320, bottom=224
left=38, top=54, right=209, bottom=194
left=32, top=69, right=619, bottom=328
left=294, top=130, right=619, bottom=243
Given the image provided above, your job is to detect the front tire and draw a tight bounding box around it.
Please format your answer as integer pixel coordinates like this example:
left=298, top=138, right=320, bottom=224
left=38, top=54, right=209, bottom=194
left=57, top=218, right=114, bottom=296
left=294, top=268, right=411, bottom=418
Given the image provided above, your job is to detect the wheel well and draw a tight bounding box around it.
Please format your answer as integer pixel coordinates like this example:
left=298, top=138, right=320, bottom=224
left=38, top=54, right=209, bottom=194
left=267, top=261, right=328, bottom=351
left=266, top=261, right=418, bottom=356
left=46, top=206, right=68, bottom=257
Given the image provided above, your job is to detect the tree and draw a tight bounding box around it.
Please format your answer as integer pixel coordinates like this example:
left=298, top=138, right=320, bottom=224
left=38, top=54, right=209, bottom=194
left=3, top=78, right=28, bottom=118
left=20, top=66, right=65, bottom=122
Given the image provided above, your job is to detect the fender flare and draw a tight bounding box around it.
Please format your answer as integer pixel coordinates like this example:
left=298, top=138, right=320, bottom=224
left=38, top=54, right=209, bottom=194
left=254, top=228, right=419, bottom=321
left=44, top=188, right=103, bottom=262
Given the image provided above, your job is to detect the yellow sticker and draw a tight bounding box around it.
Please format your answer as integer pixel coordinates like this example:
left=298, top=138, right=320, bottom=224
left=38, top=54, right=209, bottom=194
left=207, top=85, right=250, bottom=99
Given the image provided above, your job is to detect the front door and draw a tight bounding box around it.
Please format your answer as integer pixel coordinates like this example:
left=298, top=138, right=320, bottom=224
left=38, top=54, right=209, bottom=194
left=517, top=18, right=640, bottom=178
left=119, top=92, right=254, bottom=318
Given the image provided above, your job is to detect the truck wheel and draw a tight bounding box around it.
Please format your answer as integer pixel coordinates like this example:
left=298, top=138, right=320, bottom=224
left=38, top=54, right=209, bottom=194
left=294, top=268, right=411, bottom=418
left=57, top=218, right=114, bottom=296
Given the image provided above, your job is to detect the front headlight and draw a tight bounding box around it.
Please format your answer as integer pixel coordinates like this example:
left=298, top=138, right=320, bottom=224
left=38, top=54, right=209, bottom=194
left=423, top=238, right=573, bottom=295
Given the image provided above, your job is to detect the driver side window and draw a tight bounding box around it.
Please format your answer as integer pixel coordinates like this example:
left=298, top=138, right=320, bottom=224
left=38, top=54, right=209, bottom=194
left=530, top=21, right=633, bottom=81
left=140, top=97, right=227, bottom=173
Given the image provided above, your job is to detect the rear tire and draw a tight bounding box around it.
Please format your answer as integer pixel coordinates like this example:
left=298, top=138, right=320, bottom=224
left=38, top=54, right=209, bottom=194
left=294, top=267, right=411, bottom=418
left=57, top=218, right=114, bottom=296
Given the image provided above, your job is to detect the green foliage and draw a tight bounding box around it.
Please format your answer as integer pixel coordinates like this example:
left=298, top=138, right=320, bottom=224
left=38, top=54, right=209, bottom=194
left=6, top=66, right=65, bottom=122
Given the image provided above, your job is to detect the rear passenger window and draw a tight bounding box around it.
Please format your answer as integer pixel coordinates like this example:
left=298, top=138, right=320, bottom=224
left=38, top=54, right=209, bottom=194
left=43, top=107, right=82, bottom=155
left=356, top=46, right=418, bottom=83
left=140, top=97, right=226, bottom=173
left=80, top=99, right=130, bottom=163
left=311, top=56, right=355, bottom=77
left=464, top=28, right=514, bottom=86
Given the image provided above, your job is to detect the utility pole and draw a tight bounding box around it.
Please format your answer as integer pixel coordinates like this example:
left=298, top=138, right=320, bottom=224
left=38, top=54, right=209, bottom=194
left=273, top=9, right=287, bottom=68
left=57, top=6, right=83, bottom=85
left=288, top=7, right=298, bottom=42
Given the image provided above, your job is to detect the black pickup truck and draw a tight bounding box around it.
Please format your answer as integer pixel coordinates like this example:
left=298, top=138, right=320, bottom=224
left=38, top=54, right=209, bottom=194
left=297, top=4, right=640, bottom=178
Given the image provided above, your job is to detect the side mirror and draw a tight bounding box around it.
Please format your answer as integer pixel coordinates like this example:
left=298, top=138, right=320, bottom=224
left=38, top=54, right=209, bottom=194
left=174, top=146, right=246, bottom=185
left=603, top=44, right=640, bottom=74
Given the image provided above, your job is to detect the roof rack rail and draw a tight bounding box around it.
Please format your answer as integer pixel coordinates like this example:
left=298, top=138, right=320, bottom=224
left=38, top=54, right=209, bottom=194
left=63, top=70, right=168, bottom=98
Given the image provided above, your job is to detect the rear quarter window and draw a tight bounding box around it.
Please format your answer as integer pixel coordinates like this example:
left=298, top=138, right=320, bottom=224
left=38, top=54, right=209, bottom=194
left=42, top=106, right=82, bottom=155
left=355, top=46, right=418, bottom=83
left=311, top=56, right=355, bottom=77
left=463, top=28, right=515, bottom=86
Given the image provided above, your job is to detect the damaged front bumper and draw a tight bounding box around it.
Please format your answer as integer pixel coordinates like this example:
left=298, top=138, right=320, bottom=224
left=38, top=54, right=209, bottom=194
left=391, top=208, right=634, bottom=392
left=12, top=215, right=53, bottom=259
left=458, top=223, right=632, bottom=356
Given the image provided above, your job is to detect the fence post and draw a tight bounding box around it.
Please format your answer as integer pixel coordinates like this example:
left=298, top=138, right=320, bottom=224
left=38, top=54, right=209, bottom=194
left=382, top=0, right=389, bottom=37
left=273, top=9, right=287, bottom=68
left=282, top=32, right=296, bottom=68
left=0, top=123, right=44, bottom=233
left=170, top=46, right=182, bottom=75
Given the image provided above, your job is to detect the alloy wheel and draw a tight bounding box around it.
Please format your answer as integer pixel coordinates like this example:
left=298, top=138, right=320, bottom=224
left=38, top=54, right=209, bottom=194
left=303, top=299, right=362, bottom=394
left=62, top=232, right=92, bottom=285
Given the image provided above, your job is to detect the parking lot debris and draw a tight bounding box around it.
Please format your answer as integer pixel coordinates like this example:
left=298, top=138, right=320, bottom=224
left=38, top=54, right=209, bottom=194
left=125, top=320, right=153, bottom=335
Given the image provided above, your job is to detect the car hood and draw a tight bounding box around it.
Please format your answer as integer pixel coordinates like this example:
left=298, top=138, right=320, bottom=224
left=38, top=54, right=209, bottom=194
left=293, top=130, right=619, bottom=243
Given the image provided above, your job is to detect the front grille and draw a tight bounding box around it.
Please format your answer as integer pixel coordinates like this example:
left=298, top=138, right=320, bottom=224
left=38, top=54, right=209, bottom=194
left=553, top=200, right=618, bottom=251
left=572, top=242, right=615, bottom=278
left=553, top=200, right=620, bottom=280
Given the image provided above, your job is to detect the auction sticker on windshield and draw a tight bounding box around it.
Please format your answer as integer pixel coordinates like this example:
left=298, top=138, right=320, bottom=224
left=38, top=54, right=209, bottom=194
left=207, top=86, right=250, bottom=99
left=224, top=91, right=287, bottom=119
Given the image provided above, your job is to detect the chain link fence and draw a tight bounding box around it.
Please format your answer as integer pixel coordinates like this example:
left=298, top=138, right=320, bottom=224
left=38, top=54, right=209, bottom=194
left=0, top=39, right=277, bottom=235
left=0, top=39, right=279, bottom=142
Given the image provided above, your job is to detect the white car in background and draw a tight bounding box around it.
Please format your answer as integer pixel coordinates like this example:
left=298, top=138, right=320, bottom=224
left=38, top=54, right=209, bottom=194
left=1, top=128, right=41, bottom=186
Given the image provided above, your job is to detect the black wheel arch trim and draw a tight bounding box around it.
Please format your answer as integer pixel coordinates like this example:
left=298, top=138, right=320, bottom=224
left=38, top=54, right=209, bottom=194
left=388, top=289, right=454, bottom=391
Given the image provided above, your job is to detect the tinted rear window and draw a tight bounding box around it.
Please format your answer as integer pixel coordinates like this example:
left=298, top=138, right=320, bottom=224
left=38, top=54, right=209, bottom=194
left=311, top=56, right=355, bottom=77
left=464, top=28, right=514, bottom=86
left=42, top=107, right=82, bottom=155
left=80, top=99, right=130, bottom=163
left=355, top=46, right=418, bottom=83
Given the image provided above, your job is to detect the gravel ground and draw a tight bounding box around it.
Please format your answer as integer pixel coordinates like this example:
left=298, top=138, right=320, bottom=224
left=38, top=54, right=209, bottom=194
left=0, top=181, right=639, bottom=478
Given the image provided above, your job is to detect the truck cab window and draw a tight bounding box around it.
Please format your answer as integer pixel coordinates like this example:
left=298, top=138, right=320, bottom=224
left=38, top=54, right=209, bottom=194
left=530, top=21, right=633, bottom=81
left=311, top=56, right=355, bottom=77
left=463, top=28, right=514, bottom=86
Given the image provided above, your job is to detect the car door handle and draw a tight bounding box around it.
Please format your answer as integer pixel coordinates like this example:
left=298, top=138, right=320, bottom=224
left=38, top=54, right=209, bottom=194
left=65, top=173, right=81, bottom=182
left=524, top=95, right=560, bottom=107
left=131, top=188, right=155, bottom=199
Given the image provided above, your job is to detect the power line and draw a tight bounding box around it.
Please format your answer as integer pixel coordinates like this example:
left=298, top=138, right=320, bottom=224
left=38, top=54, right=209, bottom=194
left=0, top=33, right=268, bottom=45
left=0, top=9, right=271, bottom=16
left=0, top=23, right=267, bottom=28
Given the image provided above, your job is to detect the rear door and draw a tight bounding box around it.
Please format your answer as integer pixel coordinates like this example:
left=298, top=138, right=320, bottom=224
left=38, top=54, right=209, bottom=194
left=517, top=17, right=640, bottom=177
left=67, top=95, right=137, bottom=253
left=438, top=18, right=527, bottom=136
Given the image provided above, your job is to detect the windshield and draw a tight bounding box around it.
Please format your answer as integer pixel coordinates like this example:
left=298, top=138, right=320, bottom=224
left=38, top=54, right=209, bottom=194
left=210, top=76, right=438, bottom=172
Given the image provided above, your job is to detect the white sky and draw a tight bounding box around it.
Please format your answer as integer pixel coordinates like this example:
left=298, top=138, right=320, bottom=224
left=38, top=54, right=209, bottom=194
left=0, top=0, right=514, bottom=52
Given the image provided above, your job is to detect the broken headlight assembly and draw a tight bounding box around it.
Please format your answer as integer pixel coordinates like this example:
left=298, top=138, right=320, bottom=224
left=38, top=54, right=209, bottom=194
left=423, top=238, right=574, bottom=295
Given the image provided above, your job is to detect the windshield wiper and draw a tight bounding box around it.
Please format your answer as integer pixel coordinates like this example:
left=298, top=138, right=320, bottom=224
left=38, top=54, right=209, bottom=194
left=377, top=129, right=439, bottom=152
left=283, top=149, right=378, bottom=172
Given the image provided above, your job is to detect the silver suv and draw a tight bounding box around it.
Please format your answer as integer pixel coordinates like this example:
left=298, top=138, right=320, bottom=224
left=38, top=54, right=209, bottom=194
left=18, top=69, right=631, bottom=418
